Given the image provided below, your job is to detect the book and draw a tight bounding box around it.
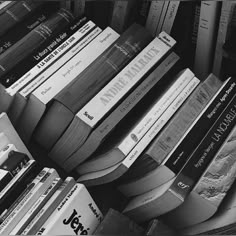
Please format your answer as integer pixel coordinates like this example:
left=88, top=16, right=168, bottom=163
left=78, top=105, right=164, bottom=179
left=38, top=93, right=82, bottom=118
left=16, top=26, right=119, bottom=143
left=0, top=160, right=40, bottom=217
left=0, top=2, right=56, bottom=55
left=0, top=7, right=75, bottom=78
left=67, top=52, right=181, bottom=174
left=94, top=208, right=145, bottom=235
left=76, top=66, right=195, bottom=176
left=213, top=1, right=236, bottom=78
left=118, top=76, right=236, bottom=197
left=76, top=72, right=199, bottom=186
left=0, top=143, right=17, bottom=165
left=194, top=1, right=221, bottom=80
left=0, top=112, right=32, bottom=158
left=163, top=124, right=236, bottom=229
left=0, top=16, right=88, bottom=113
left=8, top=20, right=98, bottom=126
left=49, top=31, right=176, bottom=170
left=0, top=132, right=10, bottom=151
left=22, top=177, right=76, bottom=235
left=135, top=0, right=151, bottom=26
left=0, top=1, right=14, bottom=14
left=37, top=23, right=153, bottom=152
left=10, top=177, right=62, bottom=235
left=36, top=183, right=103, bottom=235
left=122, top=83, right=236, bottom=223
left=117, top=74, right=222, bottom=197
left=0, top=167, right=59, bottom=234
left=0, top=0, right=44, bottom=37
left=145, top=1, right=165, bottom=37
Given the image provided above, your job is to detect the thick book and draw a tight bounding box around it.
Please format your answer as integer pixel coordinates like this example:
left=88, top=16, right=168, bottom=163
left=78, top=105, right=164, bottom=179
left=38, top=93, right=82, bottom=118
left=163, top=124, right=236, bottom=229
left=75, top=66, right=194, bottom=176
left=68, top=52, right=181, bottom=174
left=0, top=2, right=56, bottom=55
left=0, top=16, right=88, bottom=113
left=10, top=177, right=62, bottom=235
left=0, top=168, right=59, bottom=234
left=118, top=76, right=236, bottom=196
left=22, top=177, right=76, bottom=235
left=194, top=1, right=221, bottom=80
left=122, top=84, right=236, bottom=223
left=37, top=23, right=153, bottom=152
left=48, top=31, right=176, bottom=169
left=16, top=26, right=119, bottom=143
left=0, top=0, right=44, bottom=37
left=36, top=183, right=103, bottom=235
left=118, top=74, right=222, bottom=197
left=0, top=7, right=75, bottom=78
left=76, top=72, right=199, bottom=186
left=0, top=112, right=32, bottom=158
left=8, top=20, right=98, bottom=126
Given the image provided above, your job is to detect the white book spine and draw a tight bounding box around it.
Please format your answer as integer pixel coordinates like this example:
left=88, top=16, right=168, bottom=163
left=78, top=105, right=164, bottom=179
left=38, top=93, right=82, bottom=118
left=10, top=177, right=62, bottom=235
left=0, top=1, right=11, bottom=10
left=77, top=32, right=176, bottom=128
left=20, top=27, right=102, bottom=98
left=162, top=1, right=180, bottom=34
left=6, top=21, right=96, bottom=96
left=118, top=68, right=195, bottom=156
left=122, top=77, right=200, bottom=169
left=145, top=1, right=165, bottom=36
left=32, top=27, right=120, bottom=105
left=22, top=177, right=75, bottom=235
left=0, top=168, right=59, bottom=234
left=36, top=184, right=103, bottom=235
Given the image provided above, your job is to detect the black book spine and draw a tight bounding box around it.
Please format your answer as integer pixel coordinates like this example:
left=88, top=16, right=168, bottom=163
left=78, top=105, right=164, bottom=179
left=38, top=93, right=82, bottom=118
left=170, top=91, right=236, bottom=201
left=0, top=16, right=88, bottom=88
left=165, top=78, right=236, bottom=174
left=0, top=169, right=12, bottom=192
left=0, top=3, right=56, bottom=55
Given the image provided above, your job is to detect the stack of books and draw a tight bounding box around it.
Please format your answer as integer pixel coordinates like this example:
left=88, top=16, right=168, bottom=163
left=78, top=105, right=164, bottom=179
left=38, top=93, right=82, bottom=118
left=0, top=112, right=103, bottom=235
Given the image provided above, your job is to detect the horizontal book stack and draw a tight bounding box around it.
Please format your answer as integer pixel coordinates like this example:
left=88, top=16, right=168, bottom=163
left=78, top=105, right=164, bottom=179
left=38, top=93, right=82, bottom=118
left=0, top=113, right=102, bottom=235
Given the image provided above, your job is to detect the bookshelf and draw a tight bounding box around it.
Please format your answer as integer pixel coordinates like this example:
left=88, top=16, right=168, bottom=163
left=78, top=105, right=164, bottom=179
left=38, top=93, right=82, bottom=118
left=0, top=0, right=236, bottom=235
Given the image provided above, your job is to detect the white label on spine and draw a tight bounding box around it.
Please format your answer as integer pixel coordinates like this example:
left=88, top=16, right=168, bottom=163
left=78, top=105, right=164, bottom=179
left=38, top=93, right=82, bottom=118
left=118, top=69, right=195, bottom=155
left=7, top=21, right=96, bottom=96
left=32, top=27, right=119, bottom=104
left=122, top=77, right=200, bottom=168
left=77, top=32, right=176, bottom=128
left=20, top=27, right=102, bottom=97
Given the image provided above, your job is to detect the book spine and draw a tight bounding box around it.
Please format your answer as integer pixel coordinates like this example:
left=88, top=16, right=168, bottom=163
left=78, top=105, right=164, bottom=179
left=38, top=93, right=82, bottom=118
left=10, top=177, right=62, bottom=235
left=145, top=74, right=222, bottom=164
left=164, top=78, right=236, bottom=174
left=0, top=168, right=59, bottom=234
left=22, top=177, right=76, bottom=235
left=170, top=92, right=236, bottom=202
left=0, top=5, right=54, bottom=55
left=0, top=167, right=50, bottom=223
left=76, top=32, right=176, bottom=129
left=162, top=1, right=180, bottom=34
left=19, top=25, right=101, bottom=98
left=121, top=77, right=200, bottom=169
left=1, top=16, right=88, bottom=89
left=145, top=1, right=165, bottom=36
left=0, top=1, right=13, bottom=11
left=6, top=20, right=96, bottom=96
left=155, top=1, right=170, bottom=36
left=0, top=169, right=12, bottom=192
left=74, top=52, right=180, bottom=173
left=32, top=27, right=120, bottom=105
left=135, top=0, right=151, bottom=26
left=0, top=8, right=75, bottom=77
left=118, top=68, right=194, bottom=156
left=194, top=1, right=220, bottom=80
left=0, top=1, right=43, bottom=37
left=0, top=144, right=17, bottom=165
left=36, top=184, right=103, bottom=235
